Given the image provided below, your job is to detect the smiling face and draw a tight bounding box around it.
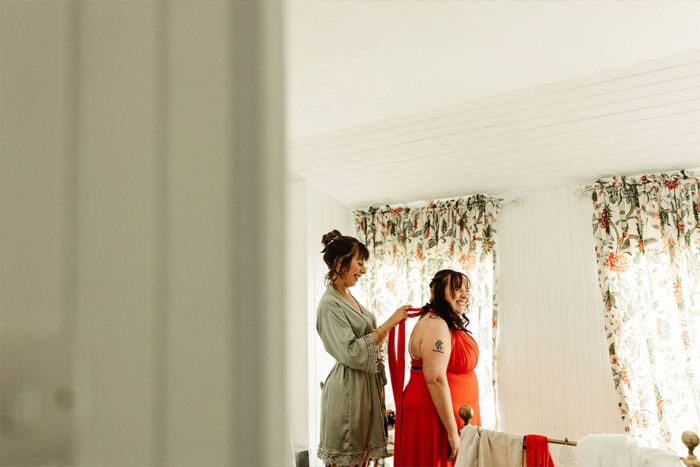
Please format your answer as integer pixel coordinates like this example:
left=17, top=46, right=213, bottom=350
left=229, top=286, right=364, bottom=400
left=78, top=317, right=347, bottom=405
left=431, top=270, right=470, bottom=316
left=446, top=280, right=470, bottom=315
left=335, top=250, right=367, bottom=289
left=338, top=252, right=366, bottom=288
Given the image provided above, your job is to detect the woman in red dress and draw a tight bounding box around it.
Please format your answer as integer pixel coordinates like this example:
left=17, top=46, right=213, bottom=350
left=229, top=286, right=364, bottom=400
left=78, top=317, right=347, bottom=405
left=396, top=269, right=481, bottom=466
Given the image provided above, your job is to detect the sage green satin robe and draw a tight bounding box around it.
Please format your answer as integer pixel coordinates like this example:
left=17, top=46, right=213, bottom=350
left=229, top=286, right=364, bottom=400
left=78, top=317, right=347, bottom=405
left=316, top=286, right=388, bottom=466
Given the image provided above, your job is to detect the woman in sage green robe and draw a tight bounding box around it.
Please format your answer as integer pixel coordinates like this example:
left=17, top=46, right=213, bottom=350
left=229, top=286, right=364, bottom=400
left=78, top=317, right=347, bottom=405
left=316, top=285, right=388, bottom=466
left=316, top=229, right=409, bottom=467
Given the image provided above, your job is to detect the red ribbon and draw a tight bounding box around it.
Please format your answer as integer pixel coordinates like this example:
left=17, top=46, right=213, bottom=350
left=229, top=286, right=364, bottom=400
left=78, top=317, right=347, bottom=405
left=387, top=308, right=426, bottom=464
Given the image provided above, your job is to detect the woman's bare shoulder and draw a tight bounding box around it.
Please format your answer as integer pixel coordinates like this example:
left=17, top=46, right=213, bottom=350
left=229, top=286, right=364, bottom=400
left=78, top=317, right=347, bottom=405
left=414, top=313, right=449, bottom=335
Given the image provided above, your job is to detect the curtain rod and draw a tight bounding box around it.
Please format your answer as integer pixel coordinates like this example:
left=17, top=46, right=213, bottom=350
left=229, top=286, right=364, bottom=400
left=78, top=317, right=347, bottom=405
left=458, top=406, right=577, bottom=446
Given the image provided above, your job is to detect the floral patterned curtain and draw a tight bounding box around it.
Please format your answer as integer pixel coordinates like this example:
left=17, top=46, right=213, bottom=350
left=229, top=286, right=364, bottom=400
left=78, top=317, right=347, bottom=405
left=354, top=195, right=500, bottom=430
left=589, top=170, right=700, bottom=453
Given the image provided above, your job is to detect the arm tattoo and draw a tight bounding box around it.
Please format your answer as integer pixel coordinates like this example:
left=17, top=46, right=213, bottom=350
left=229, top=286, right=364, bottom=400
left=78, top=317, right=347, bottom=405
left=432, top=340, right=444, bottom=354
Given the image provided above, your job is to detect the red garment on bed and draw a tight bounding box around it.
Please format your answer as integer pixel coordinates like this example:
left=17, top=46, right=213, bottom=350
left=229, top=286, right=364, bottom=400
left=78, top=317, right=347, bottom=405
left=524, top=434, right=555, bottom=467
left=390, top=323, right=481, bottom=467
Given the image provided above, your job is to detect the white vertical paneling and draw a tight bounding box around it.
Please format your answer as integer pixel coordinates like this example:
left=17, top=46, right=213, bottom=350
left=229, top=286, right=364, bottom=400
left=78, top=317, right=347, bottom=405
left=510, top=196, right=531, bottom=431
left=557, top=186, right=580, bottom=441
left=306, top=183, right=320, bottom=465
left=497, top=195, right=517, bottom=433
left=545, top=189, right=568, bottom=440
left=497, top=185, right=624, bottom=442
left=522, top=191, right=543, bottom=435
left=533, top=189, right=555, bottom=438
left=287, top=175, right=310, bottom=451
left=569, top=188, right=594, bottom=438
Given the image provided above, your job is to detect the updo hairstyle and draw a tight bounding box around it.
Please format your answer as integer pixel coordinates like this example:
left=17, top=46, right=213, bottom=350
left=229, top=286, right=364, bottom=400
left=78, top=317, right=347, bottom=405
left=321, top=229, right=369, bottom=286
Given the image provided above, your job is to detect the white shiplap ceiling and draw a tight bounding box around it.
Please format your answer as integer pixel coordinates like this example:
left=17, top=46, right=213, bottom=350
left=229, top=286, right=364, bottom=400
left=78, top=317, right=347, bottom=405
left=286, top=1, right=700, bottom=208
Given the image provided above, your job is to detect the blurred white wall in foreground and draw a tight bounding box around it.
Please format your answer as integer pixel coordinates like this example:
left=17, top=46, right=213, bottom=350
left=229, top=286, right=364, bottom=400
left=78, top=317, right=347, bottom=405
left=0, top=1, right=291, bottom=465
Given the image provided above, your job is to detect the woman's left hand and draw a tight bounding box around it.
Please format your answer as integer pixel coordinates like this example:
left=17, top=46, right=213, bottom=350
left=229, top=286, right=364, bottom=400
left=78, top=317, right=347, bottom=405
left=448, top=429, right=460, bottom=461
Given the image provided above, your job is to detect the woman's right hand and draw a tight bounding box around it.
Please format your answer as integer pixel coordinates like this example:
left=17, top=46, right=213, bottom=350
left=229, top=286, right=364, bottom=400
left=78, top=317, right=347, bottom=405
left=448, top=429, right=460, bottom=462
left=389, top=305, right=410, bottom=327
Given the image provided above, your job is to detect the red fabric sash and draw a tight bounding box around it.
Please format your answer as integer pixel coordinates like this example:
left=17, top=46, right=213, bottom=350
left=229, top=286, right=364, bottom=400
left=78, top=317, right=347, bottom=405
left=387, top=308, right=424, bottom=465
left=524, top=434, right=555, bottom=467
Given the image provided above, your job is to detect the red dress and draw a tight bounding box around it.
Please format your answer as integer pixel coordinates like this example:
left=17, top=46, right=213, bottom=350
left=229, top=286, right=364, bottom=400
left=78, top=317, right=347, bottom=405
left=395, top=328, right=481, bottom=467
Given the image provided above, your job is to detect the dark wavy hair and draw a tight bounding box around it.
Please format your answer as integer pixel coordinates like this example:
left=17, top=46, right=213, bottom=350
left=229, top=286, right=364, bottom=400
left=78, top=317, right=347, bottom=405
left=321, top=229, right=370, bottom=286
left=418, top=269, right=471, bottom=333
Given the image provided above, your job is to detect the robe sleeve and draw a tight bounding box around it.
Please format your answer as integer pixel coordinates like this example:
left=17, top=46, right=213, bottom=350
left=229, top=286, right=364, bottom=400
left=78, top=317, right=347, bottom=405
left=317, top=304, right=381, bottom=374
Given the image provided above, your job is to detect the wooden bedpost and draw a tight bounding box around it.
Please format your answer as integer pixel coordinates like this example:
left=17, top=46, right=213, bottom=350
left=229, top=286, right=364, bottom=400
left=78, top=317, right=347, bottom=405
left=682, top=431, right=700, bottom=467
left=458, top=405, right=474, bottom=432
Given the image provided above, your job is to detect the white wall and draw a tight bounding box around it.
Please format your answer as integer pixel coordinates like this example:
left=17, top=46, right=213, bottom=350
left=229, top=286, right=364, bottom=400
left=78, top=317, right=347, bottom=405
left=496, top=186, right=625, bottom=440
left=0, top=2, right=290, bottom=465
left=0, top=3, right=81, bottom=464
left=286, top=174, right=310, bottom=451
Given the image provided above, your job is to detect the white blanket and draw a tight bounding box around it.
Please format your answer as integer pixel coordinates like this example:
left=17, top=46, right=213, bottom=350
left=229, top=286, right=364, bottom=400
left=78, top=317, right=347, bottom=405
left=578, top=434, right=681, bottom=467
left=640, top=446, right=683, bottom=467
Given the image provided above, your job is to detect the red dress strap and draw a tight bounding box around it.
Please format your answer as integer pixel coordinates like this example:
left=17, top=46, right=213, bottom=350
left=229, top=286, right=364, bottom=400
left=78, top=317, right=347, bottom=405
left=388, top=321, right=405, bottom=462
left=387, top=308, right=429, bottom=464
